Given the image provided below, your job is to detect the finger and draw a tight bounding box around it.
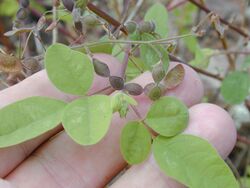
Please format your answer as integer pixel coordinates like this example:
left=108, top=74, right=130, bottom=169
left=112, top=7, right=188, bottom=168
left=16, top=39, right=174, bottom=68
left=0, top=53, right=122, bottom=178
left=6, top=62, right=204, bottom=188
left=110, top=103, right=237, bottom=188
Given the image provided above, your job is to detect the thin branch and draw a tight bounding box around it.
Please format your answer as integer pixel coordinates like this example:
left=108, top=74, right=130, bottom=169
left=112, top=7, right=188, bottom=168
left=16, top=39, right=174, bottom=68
left=126, top=0, right=144, bottom=22
left=87, top=2, right=128, bottom=35
left=168, top=54, right=224, bottom=81
left=238, top=135, right=250, bottom=145
left=187, top=0, right=249, bottom=38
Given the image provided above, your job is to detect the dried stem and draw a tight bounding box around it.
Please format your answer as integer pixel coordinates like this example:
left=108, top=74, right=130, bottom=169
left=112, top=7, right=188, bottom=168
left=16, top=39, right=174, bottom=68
left=187, top=0, right=249, bottom=38
left=87, top=2, right=128, bottom=35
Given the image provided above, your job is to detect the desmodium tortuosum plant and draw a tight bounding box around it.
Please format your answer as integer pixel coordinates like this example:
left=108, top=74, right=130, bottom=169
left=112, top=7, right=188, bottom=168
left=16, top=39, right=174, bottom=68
left=0, top=1, right=240, bottom=188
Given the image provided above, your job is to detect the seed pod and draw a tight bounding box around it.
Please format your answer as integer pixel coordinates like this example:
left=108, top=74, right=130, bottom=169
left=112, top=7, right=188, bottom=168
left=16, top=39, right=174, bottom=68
left=82, top=15, right=100, bottom=27
left=152, top=61, right=165, bottom=83
left=144, top=83, right=163, bottom=101
left=93, top=60, right=110, bottom=77
left=0, top=53, right=22, bottom=73
left=124, top=83, right=143, bottom=96
left=62, top=0, right=74, bottom=12
left=125, top=21, right=137, bottom=34
left=109, top=76, right=124, bottom=90
left=37, top=15, right=46, bottom=31
left=138, top=21, right=155, bottom=34
left=23, top=57, right=41, bottom=74
left=163, top=64, right=185, bottom=90
left=45, top=21, right=58, bottom=32
left=16, top=8, right=28, bottom=20
left=20, top=0, right=30, bottom=8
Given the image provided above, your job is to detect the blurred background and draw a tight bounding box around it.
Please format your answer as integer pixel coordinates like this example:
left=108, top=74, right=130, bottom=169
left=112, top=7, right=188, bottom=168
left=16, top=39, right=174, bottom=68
left=0, top=0, right=249, bottom=187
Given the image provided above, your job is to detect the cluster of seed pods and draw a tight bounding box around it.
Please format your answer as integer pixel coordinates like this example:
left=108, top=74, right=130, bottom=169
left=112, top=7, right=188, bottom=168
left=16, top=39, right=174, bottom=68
left=92, top=58, right=185, bottom=101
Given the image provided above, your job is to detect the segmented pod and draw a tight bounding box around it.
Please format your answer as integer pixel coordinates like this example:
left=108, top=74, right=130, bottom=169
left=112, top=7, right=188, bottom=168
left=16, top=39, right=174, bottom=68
left=93, top=60, right=110, bottom=77
left=152, top=61, right=165, bottom=83
left=109, top=76, right=124, bottom=90
left=124, top=83, right=143, bottom=96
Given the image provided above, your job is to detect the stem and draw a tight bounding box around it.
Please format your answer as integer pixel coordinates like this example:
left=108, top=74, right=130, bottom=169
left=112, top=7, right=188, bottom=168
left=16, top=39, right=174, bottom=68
left=72, top=33, right=194, bottom=49
left=21, top=31, right=33, bottom=59
left=87, top=2, right=128, bottom=35
left=121, top=45, right=131, bottom=78
left=187, top=0, right=249, bottom=38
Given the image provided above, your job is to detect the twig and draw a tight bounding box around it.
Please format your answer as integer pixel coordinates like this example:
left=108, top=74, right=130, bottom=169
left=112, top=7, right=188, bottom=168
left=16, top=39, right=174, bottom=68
left=167, top=0, right=188, bottom=11
left=126, top=0, right=144, bottom=22
left=238, top=135, right=250, bottom=145
left=87, top=2, right=128, bottom=35
left=187, top=0, right=249, bottom=38
left=121, top=45, right=131, bottom=78
left=226, top=157, right=243, bottom=187
left=168, top=54, right=224, bottom=81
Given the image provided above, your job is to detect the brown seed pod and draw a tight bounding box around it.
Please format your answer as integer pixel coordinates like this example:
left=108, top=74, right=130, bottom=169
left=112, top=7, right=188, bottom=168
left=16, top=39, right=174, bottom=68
left=144, top=83, right=163, bottom=101
left=0, top=53, right=22, bottom=73
left=109, top=76, right=124, bottom=90
left=23, top=57, right=41, bottom=74
left=62, top=0, right=74, bottom=12
left=124, top=83, right=143, bottom=96
left=163, top=64, right=185, bottom=90
left=82, top=15, right=100, bottom=27
left=93, top=59, right=110, bottom=77
left=37, top=15, right=46, bottom=31
left=125, top=21, right=137, bottom=34
left=138, top=21, right=156, bottom=34
left=16, top=8, right=28, bottom=20
left=152, top=61, right=165, bottom=83
left=20, top=0, right=30, bottom=8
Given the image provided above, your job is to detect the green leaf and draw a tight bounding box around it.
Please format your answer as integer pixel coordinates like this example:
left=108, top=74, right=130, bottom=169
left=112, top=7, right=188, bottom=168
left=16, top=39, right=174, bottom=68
left=221, top=71, right=250, bottom=104
left=153, top=135, right=239, bottom=188
left=0, top=97, right=66, bottom=148
left=0, top=0, right=18, bottom=17
left=120, top=121, right=151, bottom=164
left=140, top=33, right=169, bottom=71
left=242, top=56, right=250, bottom=70
left=145, top=96, right=189, bottom=137
left=62, top=95, right=113, bottom=145
left=45, top=43, right=94, bottom=95
left=189, top=48, right=214, bottom=68
left=126, top=56, right=145, bottom=81
left=111, top=93, right=137, bottom=118
left=78, top=36, right=113, bottom=54
left=145, top=3, right=168, bottom=37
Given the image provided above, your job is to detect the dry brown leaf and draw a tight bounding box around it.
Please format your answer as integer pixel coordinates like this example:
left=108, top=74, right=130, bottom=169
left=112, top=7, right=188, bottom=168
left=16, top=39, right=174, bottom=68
left=163, top=64, right=185, bottom=90
left=0, top=53, right=23, bottom=73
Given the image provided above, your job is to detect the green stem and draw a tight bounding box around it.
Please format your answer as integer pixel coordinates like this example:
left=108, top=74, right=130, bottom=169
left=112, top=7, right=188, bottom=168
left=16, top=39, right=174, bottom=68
left=72, top=33, right=194, bottom=49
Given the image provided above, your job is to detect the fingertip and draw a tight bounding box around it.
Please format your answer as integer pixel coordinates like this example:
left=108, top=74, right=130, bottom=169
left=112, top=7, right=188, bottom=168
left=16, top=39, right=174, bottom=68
left=184, top=103, right=237, bottom=158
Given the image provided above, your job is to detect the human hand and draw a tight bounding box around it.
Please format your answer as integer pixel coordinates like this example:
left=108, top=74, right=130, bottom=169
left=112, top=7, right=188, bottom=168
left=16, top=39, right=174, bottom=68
left=0, top=54, right=236, bottom=188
